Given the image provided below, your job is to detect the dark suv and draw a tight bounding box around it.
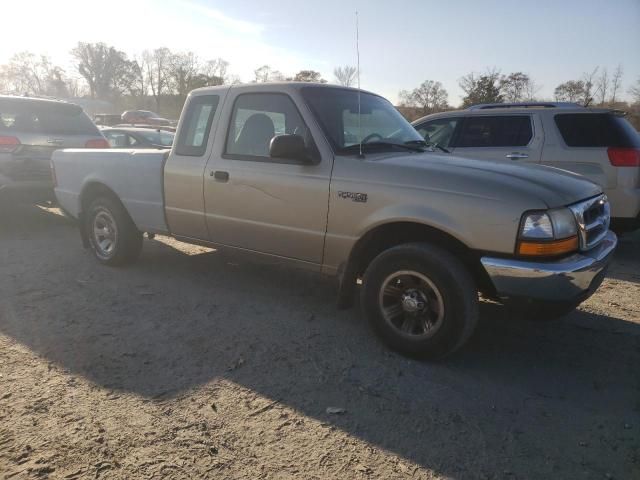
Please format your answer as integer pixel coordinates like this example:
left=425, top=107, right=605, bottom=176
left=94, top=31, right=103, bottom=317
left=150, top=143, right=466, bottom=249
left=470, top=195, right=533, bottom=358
left=0, top=95, right=108, bottom=201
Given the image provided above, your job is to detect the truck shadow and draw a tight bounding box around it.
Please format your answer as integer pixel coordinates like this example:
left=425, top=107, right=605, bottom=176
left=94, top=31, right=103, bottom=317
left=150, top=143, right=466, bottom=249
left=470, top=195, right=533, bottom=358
left=1, top=204, right=639, bottom=478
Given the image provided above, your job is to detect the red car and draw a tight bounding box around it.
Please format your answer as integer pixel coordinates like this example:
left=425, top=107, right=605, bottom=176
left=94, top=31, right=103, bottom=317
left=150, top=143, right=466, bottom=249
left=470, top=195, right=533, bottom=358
left=121, top=110, right=171, bottom=126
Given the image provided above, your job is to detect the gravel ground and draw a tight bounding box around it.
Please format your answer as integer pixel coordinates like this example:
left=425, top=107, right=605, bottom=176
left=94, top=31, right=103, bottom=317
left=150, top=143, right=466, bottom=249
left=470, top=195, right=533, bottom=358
left=0, top=203, right=638, bottom=480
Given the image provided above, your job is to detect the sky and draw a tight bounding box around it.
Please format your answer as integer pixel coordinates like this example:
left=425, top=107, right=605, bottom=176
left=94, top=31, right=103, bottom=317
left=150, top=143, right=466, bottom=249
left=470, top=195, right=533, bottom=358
left=2, top=0, right=639, bottom=105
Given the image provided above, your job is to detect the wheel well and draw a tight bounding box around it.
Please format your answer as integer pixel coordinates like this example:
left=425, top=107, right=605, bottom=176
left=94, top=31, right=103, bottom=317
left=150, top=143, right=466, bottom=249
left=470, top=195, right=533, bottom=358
left=337, top=222, right=495, bottom=308
left=80, top=182, right=122, bottom=213
left=78, top=182, right=138, bottom=248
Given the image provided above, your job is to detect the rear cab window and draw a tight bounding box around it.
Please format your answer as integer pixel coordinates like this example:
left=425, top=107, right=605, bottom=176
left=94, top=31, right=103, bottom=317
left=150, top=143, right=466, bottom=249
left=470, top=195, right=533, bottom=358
left=455, top=115, right=533, bottom=147
left=554, top=113, right=640, bottom=148
left=175, top=95, right=220, bottom=156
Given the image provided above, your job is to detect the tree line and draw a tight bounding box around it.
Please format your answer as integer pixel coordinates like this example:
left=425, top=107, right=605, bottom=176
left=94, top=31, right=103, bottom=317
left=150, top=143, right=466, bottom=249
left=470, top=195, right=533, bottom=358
left=1, top=42, right=639, bottom=125
left=398, top=66, right=640, bottom=124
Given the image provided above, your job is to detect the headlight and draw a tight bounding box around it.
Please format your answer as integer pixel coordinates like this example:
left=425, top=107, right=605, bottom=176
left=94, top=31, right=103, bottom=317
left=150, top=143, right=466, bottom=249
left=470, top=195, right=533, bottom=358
left=548, top=208, right=578, bottom=239
left=521, top=213, right=553, bottom=239
left=518, top=208, right=579, bottom=257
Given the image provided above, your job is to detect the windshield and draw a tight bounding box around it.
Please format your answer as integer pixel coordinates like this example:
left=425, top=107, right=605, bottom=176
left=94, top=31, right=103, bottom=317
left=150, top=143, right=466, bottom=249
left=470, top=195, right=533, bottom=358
left=139, top=130, right=174, bottom=146
left=301, top=86, right=424, bottom=154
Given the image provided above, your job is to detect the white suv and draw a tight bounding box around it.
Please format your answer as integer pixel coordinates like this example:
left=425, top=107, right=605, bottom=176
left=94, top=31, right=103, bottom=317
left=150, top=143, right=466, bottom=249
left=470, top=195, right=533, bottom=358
left=412, top=103, right=640, bottom=231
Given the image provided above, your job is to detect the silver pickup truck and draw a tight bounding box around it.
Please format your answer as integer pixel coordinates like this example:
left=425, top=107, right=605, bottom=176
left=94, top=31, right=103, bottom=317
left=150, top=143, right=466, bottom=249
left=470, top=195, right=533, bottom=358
left=52, top=83, right=617, bottom=358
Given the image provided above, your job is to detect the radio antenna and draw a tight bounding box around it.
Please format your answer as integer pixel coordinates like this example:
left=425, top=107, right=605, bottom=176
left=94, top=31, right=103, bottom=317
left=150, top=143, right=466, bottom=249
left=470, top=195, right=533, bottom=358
left=356, top=11, right=363, bottom=158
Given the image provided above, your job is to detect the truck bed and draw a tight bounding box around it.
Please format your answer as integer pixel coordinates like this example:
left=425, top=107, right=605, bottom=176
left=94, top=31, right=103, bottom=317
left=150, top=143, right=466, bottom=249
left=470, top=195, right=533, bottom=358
left=52, top=149, right=169, bottom=234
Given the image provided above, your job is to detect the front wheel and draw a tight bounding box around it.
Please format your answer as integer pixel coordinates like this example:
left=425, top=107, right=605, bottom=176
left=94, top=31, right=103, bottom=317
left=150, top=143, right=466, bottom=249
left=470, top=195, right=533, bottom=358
left=85, top=196, right=143, bottom=266
left=361, top=243, right=479, bottom=359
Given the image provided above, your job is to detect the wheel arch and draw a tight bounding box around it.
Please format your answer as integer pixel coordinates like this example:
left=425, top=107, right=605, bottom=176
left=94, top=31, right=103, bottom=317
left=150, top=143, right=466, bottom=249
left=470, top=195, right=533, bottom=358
left=337, top=221, right=494, bottom=308
left=78, top=181, right=135, bottom=248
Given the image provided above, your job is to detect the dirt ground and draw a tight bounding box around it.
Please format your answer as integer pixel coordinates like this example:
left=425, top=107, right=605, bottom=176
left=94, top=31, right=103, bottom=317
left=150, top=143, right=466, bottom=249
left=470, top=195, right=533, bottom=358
left=0, top=203, right=638, bottom=480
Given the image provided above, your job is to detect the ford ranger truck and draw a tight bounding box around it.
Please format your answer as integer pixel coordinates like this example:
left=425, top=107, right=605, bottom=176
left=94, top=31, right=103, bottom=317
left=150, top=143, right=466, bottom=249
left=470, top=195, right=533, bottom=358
left=51, top=83, right=617, bottom=358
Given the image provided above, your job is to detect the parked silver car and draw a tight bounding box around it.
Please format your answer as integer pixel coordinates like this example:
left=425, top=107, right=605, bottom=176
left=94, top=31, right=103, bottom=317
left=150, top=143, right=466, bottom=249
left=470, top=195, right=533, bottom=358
left=413, top=103, right=640, bottom=231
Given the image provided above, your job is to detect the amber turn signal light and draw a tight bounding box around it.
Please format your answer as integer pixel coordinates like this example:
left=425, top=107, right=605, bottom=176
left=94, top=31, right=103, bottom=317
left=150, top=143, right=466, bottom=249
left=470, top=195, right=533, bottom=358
left=517, top=236, right=579, bottom=257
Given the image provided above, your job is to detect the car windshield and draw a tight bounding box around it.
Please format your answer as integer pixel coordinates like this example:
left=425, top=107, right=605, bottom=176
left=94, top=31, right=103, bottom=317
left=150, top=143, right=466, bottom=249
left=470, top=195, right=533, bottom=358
left=139, top=130, right=174, bottom=146
left=301, top=86, right=424, bottom=154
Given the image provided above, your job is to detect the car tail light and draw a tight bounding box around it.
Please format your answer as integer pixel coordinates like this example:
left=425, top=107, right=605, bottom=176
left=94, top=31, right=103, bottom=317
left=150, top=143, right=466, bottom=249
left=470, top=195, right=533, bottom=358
left=0, top=136, right=20, bottom=153
left=608, top=147, right=640, bottom=167
left=85, top=138, right=110, bottom=148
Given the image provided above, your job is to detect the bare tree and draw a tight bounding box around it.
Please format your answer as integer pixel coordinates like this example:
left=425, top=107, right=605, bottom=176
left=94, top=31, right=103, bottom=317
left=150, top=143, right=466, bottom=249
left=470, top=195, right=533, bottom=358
left=71, top=42, right=133, bottom=100
left=202, top=58, right=229, bottom=85
left=143, top=47, right=172, bottom=111
left=582, top=67, right=599, bottom=106
left=254, top=65, right=284, bottom=83
left=169, top=51, right=200, bottom=99
left=459, top=69, right=503, bottom=107
left=0, top=52, right=75, bottom=97
left=610, top=64, right=623, bottom=104
left=130, top=56, right=148, bottom=99
left=629, top=77, right=640, bottom=104
left=554, top=80, right=586, bottom=103
left=293, top=70, right=326, bottom=83
left=4, top=52, right=47, bottom=94
left=596, top=68, right=609, bottom=105
left=0, top=66, right=10, bottom=93
left=499, top=72, right=535, bottom=102
left=333, top=65, right=357, bottom=87
left=399, top=80, right=449, bottom=114
left=523, top=78, right=541, bottom=101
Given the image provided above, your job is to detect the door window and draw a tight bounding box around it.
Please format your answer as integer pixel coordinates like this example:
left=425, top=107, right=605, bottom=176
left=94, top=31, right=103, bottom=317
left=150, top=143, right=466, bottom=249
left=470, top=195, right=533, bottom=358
left=175, top=95, right=220, bottom=156
left=456, top=116, right=532, bottom=147
left=225, top=93, right=315, bottom=161
left=415, top=118, right=461, bottom=149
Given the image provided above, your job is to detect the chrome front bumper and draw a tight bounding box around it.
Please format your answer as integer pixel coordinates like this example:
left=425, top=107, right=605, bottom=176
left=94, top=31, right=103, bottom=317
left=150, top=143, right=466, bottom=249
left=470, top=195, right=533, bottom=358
left=481, top=231, right=617, bottom=303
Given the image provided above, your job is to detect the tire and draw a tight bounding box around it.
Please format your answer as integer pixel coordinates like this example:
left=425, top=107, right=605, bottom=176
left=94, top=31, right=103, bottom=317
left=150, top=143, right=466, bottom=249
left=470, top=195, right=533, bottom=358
left=84, top=196, right=143, bottom=266
left=360, top=242, right=479, bottom=359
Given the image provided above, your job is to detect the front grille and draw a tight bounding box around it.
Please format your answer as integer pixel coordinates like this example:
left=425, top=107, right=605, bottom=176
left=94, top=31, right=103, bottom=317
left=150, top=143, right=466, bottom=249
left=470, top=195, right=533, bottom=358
left=568, top=194, right=610, bottom=251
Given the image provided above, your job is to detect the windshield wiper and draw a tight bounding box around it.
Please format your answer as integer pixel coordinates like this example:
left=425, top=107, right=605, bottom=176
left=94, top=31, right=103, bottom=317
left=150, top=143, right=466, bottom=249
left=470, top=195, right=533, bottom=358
left=340, top=141, right=425, bottom=155
left=405, top=140, right=450, bottom=153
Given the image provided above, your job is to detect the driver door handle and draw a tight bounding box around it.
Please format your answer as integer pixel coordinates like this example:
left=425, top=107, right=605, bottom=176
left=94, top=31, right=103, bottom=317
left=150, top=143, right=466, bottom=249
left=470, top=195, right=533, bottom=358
left=212, top=170, right=229, bottom=182
left=505, top=152, right=529, bottom=160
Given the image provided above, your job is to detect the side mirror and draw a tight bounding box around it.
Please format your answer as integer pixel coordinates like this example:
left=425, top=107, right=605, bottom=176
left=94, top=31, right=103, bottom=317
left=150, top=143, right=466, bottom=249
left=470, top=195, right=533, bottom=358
left=269, top=134, right=313, bottom=163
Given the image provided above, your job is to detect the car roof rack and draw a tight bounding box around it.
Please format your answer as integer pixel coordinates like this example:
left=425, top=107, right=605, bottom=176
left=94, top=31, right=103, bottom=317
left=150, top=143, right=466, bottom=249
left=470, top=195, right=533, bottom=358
left=467, top=102, right=583, bottom=110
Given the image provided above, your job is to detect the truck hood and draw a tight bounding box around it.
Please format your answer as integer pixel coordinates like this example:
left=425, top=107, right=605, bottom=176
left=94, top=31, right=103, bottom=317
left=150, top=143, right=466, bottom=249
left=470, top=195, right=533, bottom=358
left=373, top=152, right=602, bottom=208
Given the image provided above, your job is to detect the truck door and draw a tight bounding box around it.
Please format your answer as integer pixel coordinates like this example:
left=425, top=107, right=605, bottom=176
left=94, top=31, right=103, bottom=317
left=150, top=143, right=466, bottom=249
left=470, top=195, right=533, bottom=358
left=164, top=90, right=229, bottom=239
left=203, top=90, right=331, bottom=265
left=449, top=114, right=543, bottom=164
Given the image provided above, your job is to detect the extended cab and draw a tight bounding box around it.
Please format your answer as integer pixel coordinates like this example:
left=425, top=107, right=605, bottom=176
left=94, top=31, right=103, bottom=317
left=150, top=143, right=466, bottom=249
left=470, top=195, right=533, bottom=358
left=52, top=83, right=617, bottom=358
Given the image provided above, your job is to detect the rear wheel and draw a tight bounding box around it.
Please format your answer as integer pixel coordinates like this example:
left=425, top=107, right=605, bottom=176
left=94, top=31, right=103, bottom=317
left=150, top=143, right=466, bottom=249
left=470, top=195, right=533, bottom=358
left=85, top=196, right=142, bottom=266
left=361, top=243, right=478, bottom=359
